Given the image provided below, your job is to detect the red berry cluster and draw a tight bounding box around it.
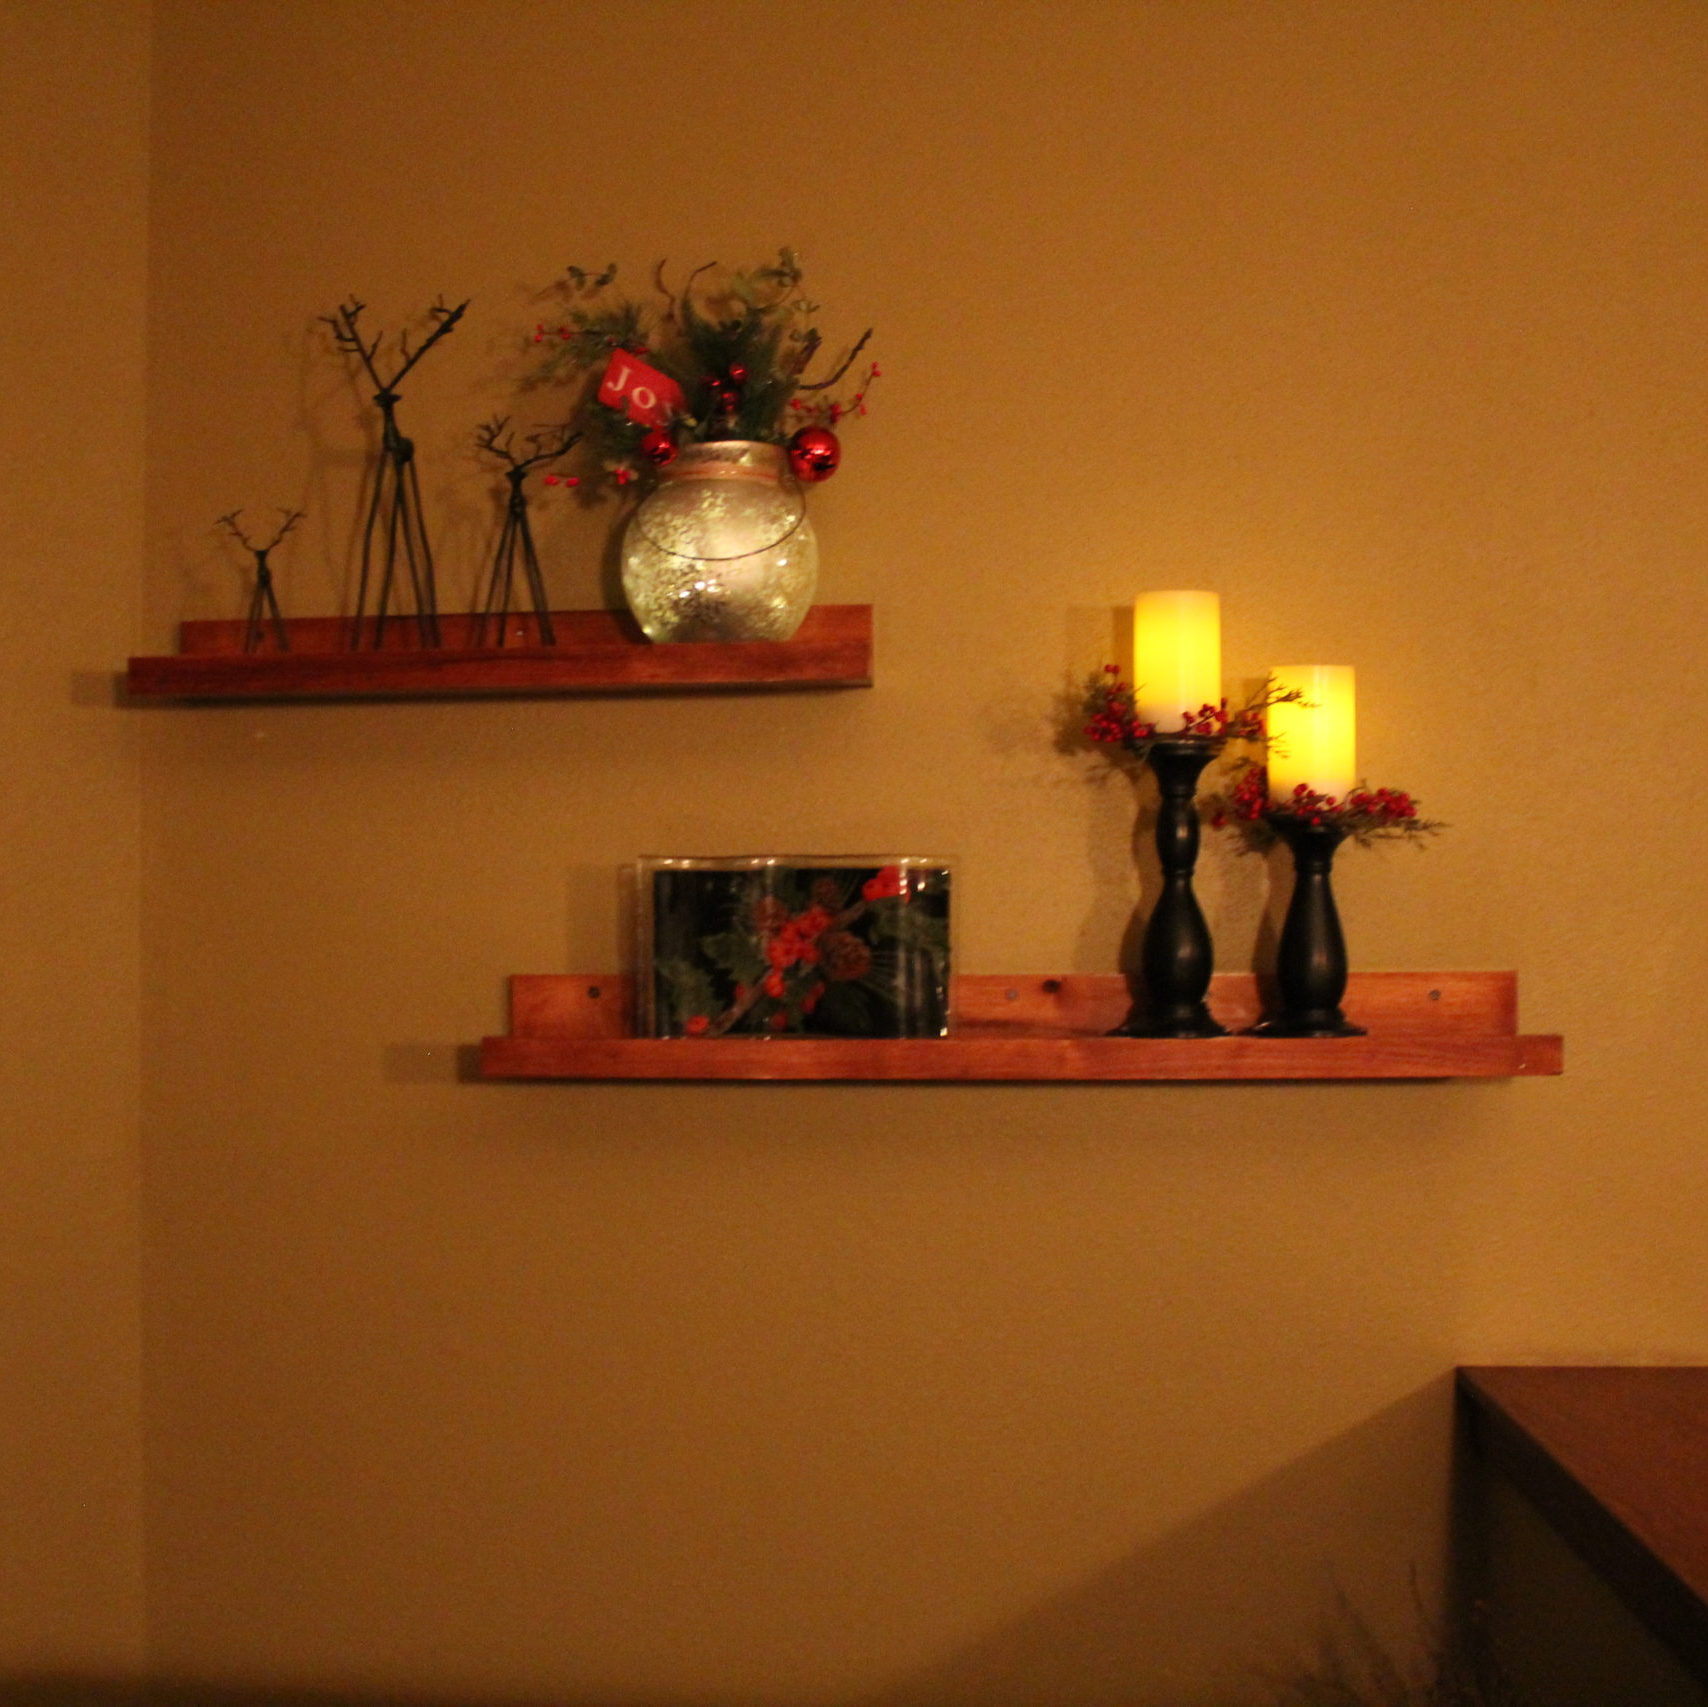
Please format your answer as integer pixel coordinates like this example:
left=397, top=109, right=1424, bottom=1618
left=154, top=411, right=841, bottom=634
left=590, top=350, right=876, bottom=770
left=1346, top=786, right=1420, bottom=821
left=1083, top=664, right=1157, bottom=748
left=1083, top=664, right=1274, bottom=747
left=1227, top=765, right=1272, bottom=822
left=789, top=361, right=881, bottom=429
left=679, top=871, right=912, bottom=1037
left=533, top=323, right=649, bottom=357
left=1179, top=700, right=1233, bottom=736
left=1272, top=781, right=1422, bottom=829
left=761, top=902, right=838, bottom=981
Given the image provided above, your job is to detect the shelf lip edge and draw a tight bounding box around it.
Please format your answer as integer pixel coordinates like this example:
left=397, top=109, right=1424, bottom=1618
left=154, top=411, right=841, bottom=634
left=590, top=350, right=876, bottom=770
left=476, top=1032, right=1564, bottom=1084
left=125, top=604, right=874, bottom=701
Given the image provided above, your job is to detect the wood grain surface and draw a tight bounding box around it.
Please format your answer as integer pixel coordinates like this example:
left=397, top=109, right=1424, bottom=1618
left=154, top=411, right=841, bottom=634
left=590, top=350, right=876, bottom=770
left=1459, top=1366, right=1708, bottom=1685
left=482, top=971, right=1563, bottom=1081
left=126, top=605, right=873, bottom=699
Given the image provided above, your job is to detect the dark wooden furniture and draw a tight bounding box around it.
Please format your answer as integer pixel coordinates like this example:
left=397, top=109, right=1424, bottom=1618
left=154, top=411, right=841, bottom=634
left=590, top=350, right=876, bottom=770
left=1459, top=1365, right=1708, bottom=1686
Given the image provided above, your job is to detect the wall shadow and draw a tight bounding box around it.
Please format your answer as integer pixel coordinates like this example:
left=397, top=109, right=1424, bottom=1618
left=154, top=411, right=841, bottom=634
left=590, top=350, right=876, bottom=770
left=851, top=1378, right=1459, bottom=1707
left=1, top=1383, right=1464, bottom=1707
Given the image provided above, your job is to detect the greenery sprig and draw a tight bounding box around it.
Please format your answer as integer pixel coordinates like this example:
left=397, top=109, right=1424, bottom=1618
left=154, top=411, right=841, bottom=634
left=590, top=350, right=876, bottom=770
left=1209, top=761, right=1444, bottom=849
left=1081, top=663, right=1298, bottom=766
left=528, top=247, right=877, bottom=486
left=1081, top=664, right=1442, bottom=850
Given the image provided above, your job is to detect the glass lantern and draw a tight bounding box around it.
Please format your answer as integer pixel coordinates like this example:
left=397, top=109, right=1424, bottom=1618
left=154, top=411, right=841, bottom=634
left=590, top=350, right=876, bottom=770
left=620, top=440, right=818, bottom=642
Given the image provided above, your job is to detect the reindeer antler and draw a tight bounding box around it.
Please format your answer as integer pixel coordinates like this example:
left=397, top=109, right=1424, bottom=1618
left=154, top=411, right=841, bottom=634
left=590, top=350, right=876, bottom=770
left=474, top=415, right=518, bottom=463
left=320, top=298, right=385, bottom=390
left=474, top=415, right=579, bottom=473
left=218, top=507, right=305, bottom=555
left=391, top=297, right=468, bottom=387
left=322, top=295, right=468, bottom=391
left=261, top=508, right=305, bottom=552
left=216, top=510, right=253, bottom=550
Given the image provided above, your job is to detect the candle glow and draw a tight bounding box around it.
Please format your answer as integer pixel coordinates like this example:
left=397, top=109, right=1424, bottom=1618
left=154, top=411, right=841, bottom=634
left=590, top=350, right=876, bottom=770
left=1267, top=665, right=1357, bottom=801
left=1132, top=591, right=1221, bottom=730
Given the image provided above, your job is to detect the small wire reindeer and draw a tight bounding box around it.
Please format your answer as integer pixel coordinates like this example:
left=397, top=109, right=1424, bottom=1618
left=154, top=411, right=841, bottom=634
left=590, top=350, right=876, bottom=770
left=320, top=295, right=468, bottom=650
left=217, top=507, right=302, bottom=653
left=471, top=417, right=581, bottom=646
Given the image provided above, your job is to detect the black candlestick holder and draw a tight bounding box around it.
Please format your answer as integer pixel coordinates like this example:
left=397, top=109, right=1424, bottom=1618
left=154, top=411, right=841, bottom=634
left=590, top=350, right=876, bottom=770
left=1115, top=734, right=1228, bottom=1039
left=1249, top=813, right=1366, bottom=1038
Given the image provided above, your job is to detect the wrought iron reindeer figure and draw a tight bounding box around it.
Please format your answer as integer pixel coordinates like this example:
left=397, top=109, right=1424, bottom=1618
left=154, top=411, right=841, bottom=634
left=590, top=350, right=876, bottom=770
left=471, top=417, right=580, bottom=646
left=320, top=295, right=468, bottom=649
left=217, top=507, right=302, bottom=653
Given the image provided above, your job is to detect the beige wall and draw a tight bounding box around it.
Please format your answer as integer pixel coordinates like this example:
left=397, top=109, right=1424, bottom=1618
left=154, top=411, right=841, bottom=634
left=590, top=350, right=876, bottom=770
left=119, top=0, right=1708, bottom=1701
left=0, top=0, right=150, bottom=1679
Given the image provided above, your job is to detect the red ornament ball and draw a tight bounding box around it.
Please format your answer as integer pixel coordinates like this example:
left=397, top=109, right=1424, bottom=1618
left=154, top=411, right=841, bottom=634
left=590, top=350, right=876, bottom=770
left=637, top=427, right=678, bottom=467
left=787, top=426, right=841, bottom=483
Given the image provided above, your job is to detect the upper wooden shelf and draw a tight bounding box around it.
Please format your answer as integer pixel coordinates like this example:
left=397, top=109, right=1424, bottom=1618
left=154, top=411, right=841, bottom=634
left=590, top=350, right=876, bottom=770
left=125, top=604, right=873, bottom=701
left=1459, top=1366, right=1708, bottom=1686
left=480, top=970, right=1562, bottom=1083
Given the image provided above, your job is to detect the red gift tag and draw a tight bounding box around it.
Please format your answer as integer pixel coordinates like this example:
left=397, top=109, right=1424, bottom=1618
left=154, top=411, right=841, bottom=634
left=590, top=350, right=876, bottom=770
left=597, top=350, right=685, bottom=427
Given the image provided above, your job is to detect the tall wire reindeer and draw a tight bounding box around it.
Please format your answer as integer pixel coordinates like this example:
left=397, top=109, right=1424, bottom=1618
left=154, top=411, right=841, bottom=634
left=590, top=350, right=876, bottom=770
left=471, top=417, right=580, bottom=647
left=320, top=295, right=468, bottom=649
left=217, top=507, right=302, bottom=654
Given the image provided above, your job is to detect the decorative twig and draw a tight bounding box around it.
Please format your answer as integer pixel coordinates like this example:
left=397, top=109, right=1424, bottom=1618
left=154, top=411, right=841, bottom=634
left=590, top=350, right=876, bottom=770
left=795, top=326, right=874, bottom=392
left=651, top=259, right=681, bottom=329
left=789, top=327, right=823, bottom=378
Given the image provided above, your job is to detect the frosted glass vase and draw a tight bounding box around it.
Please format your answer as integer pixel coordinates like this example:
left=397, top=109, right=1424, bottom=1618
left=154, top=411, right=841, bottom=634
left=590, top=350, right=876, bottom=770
left=620, top=440, right=818, bottom=642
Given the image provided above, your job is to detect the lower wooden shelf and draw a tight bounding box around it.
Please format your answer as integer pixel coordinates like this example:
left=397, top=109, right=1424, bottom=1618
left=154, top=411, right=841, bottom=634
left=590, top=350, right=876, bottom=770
left=125, top=604, right=873, bottom=701
left=479, top=970, right=1562, bottom=1083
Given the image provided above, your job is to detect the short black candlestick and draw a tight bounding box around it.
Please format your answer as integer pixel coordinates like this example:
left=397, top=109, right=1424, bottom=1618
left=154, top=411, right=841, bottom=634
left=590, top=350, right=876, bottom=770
left=1251, top=814, right=1366, bottom=1038
left=1117, top=735, right=1227, bottom=1039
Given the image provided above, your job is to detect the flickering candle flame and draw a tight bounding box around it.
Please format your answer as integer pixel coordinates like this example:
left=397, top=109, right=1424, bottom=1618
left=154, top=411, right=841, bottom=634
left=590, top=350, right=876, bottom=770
left=1133, top=591, right=1221, bottom=730
left=1266, top=665, right=1357, bottom=801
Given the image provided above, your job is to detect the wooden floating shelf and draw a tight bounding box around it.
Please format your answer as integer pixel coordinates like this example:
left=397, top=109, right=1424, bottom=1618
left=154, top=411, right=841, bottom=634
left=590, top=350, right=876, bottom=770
left=1459, top=1366, right=1708, bottom=1685
left=479, top=970, right=1562, bottom=1083
left=125, top=605, right=873, bottom=701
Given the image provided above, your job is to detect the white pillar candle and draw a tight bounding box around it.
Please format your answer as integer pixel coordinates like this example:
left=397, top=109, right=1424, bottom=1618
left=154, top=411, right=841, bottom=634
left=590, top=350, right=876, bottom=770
left=1267, top=665, right=1357, bottom=801
left=1133, top=591, right=1221, bottom=730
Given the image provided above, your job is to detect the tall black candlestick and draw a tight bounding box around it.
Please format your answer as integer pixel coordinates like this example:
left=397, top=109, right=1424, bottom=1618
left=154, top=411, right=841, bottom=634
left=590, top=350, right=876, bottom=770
left=1117, top=735, right=1227, bottom=1039
left=1251, top=814, right=1366, bottom=1038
